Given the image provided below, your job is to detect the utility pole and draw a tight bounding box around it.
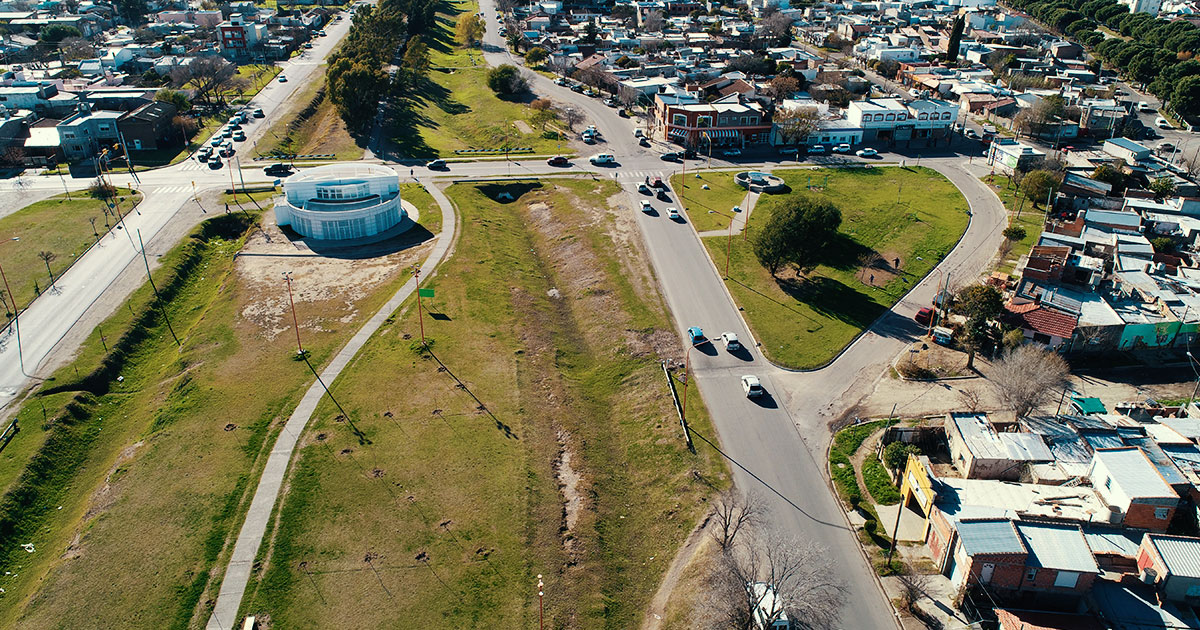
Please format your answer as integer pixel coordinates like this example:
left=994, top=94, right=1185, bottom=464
left=414, top=265, right=426, bottom=345
left=537, top=574, right=545, bottom=630
left=283, top=271, right=303, bottom=354
left=0, top=239, right=25, bottom=375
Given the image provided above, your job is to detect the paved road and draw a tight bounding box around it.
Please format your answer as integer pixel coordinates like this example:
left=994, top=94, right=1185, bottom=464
left=204, top=179, right=457, bottom=630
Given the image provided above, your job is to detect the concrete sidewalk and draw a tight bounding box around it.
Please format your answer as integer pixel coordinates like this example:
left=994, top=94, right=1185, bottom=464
left=205, top=179, right=457, bottom=630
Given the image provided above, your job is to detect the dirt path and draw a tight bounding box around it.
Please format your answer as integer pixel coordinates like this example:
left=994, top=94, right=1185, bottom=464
left=641, top=512, right=711, bottom=630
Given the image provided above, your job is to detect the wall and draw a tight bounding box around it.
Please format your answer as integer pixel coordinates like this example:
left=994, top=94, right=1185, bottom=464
left=1125, top=501, right=1176, bottom=532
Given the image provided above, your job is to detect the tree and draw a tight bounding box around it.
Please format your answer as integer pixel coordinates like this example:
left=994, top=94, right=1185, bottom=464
left=39, top=24, right=81, bottom=45
left=402, top=35, right=430, bottom=78
left=1171, top=74, right=1200, bottom=119
left=883, top=441, right=921, bottom=472
left=766, top=76, right=800, bottom=102
left=1151, top=175, right=1177, bottom=201
left=727, top=54, right=775, bottom=76
left=38, top=251, right=56, bottom=284
left=583, top=18, right=599, bottom=45
left=1003, top=226, right=1027, bottom=241
left=155, top=88, right=191, bottom=113
left=761, top=11, right=794, bottom=44
left=1151, top=236, right=1177, bottom=253
left=989, top=345, right=1071, bottom=418
left=171, top=115, right=198, bottom=141
left=956, top=284, right=1004, bottom=370
left=455, top=13, right=485, bottom=47
left=705, top=532, right=845, bottom=630
left=529, top=98, right=554, bottom=131
left=752, top=194, right=842, bottom=276
left=946, top=15, right=965, bottom=63
left=115, top=0, right=149, bottom=26
left=59, top=36, right=94, bottom=60
left=772, top=107, right=819, bottom=146
left=524, top=46, right=548, bottom=66
left=711, top=488, right=763, bottom=551
left=170, top=55, right=237, bottom=110
left=643, top=9, right=665, bottom=32
left=1020, top=169, right=1062, bottom=207
left=561, top=107, right=584, bottom=130
left=486, top=64, right=528, bottom=97
left=1091, top=162, right=1126, bottom=193
left=327, top=57, right=387, bottom=133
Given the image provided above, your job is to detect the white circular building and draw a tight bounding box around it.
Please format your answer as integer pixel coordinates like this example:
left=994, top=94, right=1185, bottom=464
left=275, top=163, right=405, bottom=241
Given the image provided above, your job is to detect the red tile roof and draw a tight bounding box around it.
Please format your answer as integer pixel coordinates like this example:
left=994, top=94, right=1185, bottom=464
left=1004, top=304, right=1078, bottom=339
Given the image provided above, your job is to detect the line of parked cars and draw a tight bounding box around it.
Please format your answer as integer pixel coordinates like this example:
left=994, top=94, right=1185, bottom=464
left=196, top=107, right=264, bottom=168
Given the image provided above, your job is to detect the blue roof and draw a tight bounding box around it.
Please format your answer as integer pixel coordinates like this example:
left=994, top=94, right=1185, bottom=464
left=958, top=519, right=1025, bottom=556
left=1106, top=136, right=1150, bottom=153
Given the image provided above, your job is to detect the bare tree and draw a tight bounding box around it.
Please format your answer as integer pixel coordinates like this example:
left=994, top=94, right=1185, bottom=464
left=895, top=561, right=931, bottom=614
left=705, top=532, right=844, bottom=630
left=642, top=9, right=665, bottom=32
left=1180, top=151, right=1200, bottom=179
left=988, top=345, right=1071, bottom=418
left=59, top=36, right=94, bottom=60
left=170, top=55, right=237, bottom=110
left=711, top=488, right=763, bottom=551
left=772, top=107, right=820, bottom=147
left=956, top=387, right=982, bottom=413
left=561, top=107, right=584, bottom=130
left=761, top=12, right=794, bottom=43
left=38, top=251, right=56, bottom=284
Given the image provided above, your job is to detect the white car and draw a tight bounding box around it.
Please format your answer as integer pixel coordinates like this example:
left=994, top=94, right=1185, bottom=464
left=589, top=153, right=615, bottom=165
left=832, top=143, right=852, bottom=153
left=1138, top=101, right=1154, bottom=112
left=721, top=148, right=742, bottom=157
left=741, top=375, right=764, bottom=397
left=640, top=200, right=652, bottom=213
left=1156, top=117, right=1173, bottom=129
left=856, top=148, right=878, bottom=158
left=778, top=146, right=798, bottom=155
left=667, top=207, right=680, bottom=220
left=721, top=332, right=741, bottom=351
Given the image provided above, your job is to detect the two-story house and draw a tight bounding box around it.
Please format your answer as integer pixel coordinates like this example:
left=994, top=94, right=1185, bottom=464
left=660, top=94, right=770, bottom=149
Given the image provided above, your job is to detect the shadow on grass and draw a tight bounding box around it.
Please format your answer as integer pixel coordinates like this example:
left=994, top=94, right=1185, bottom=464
left=476, top=181, right=542, bottom=203
left=425, top=346, right=518, bottom=440
left=777, top=275, right=885, bottom=331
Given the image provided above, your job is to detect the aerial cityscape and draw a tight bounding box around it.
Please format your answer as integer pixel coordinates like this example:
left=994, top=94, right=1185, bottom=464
left=1, top=0, right=1200, bottom=627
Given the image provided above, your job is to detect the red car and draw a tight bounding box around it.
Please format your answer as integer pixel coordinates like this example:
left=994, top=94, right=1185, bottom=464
left=914, top=307, right=934, bottom=327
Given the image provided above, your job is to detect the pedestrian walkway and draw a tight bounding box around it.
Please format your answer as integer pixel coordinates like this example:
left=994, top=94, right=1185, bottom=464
left=205, top=179, right=457, bottom=630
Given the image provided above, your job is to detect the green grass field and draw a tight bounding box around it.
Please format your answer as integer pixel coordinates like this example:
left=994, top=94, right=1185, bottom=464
left=982, top=175, right=1047, bottom=274
left=0, top=188, right=141, bottom=310
left=239, top=178, right=726, bottom=629
left=0, top=190, right=443, bottom=627
left=699, top=167, right=969, bottom=369
left=670, top=170, right=750, bottom=233
left=388, top=2, right=564, bottom=158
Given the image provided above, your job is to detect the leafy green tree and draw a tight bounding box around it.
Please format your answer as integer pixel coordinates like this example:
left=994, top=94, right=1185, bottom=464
left=524, top=46, right=548, bottom=66
left=115, top=0, right=148, bottom=26
left=403, top=35, right=430, bottom=78
left=39, top=24, right=81, bottom=44
left=486, top=64, right=528, bottom=97
left=455, top=13, right=485, bottom=46
left=751, top=194, right=842, bottom=276
left=154, top=88, right=191, bottom=112
left=327, top=58, right=386, bottom=133
left=1172, top=75, right=1200, bottom=119
left=1151, top=176, right=1177, bottom=201
left=1151, top=236, right=1177, bottom=253
left=1020, top=169, right=1062, bottom=207
left=883, top=442, right=921, bottom=472
left=1091, top=162, right=1126, bottom=193
left=957, top=284, right=1004, bottom=321
left=1003, top=226, right=1027, bottom=241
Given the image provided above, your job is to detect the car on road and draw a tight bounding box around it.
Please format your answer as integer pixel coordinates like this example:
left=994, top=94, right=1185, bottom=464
left=264, top=163, right=294, bottom=177
left=634, top=128, right=644, bottom=138
left=252, top=108, right=264, bottom=118
left=914, top=307, right=934, bottom=327
left=660, top=151, right=681, bottom=161
left=554, top=77, right=568, bottom=86
left=1138, top=101, right=1155, bottom=112
left=208, top=157, right=222, bottom=169
left=778, top=146, right=798, bottom=155
left=1156, top=117, right=1173, bottom=129
left=571, top=83, right=585, bottom=93
left=721, top=332, right=741, bottom=351
left=604, top=98, right=618, bottom=107
left=196, top=147, right=212, bottom=161
left=666, top=206, right=680, bottom=220
left=651, top=176, right=664, bottom=188
left=832, top=143, right=852, bottom=153
left=589, top=153, right=615, bottom=165
left=547, top=155, right=569, bottom=166
left=686, top=326, right=706, bottom=345
left=219, top=143, right=235, bottom=157
left=721, top=148, right=742, bottom=157
left=637, top=183, right=651, bottom=194
left=582, top=132, right=595, bottom=144
left=683, top=148, right=698, bottom=160
left=640, top=200, right=652, bottom=213
left=809, top=144, right=827, bottom=155
left=426, top=158, right=447, bottom=169
left=303, top=42, right=313, bottom=49
left=741, top=375, right=764, bottom=398
left=964, top=128, right=979, bottom=139
left=233, top=130, right=246, bottom=141
left=855, top=148, right=878, bottom=158
left=278, top=75, right=287, bottom=82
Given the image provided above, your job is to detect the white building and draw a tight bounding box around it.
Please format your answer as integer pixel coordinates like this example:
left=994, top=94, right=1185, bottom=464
left=1120, top=0, right=1161, bottom=14
left=986, top=138, right=1045, bottom=174
left=848, top=97, right=956, bottom=142
left=276, top=164, right=406, bottom=241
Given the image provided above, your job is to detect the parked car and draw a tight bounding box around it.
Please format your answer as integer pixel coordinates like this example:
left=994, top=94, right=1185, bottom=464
left=778, top=146, right=798, bottom=155
left=264, top=163, right=294, bottom=177
left=554, top=77, right=568, bottom=86
left=914, top=307, right=934, bottom=327
left=589, top=153, right=615, bottom=165
left=686, top=326, right=706, bottom=345
left=547, top=155, right=569, bottom=166
left=721, top=332, right=741, bottom=351
left=855, top=148, right=878, bottom=158
left=721, top=148, right=742, bottom=157
left=637, top=183, right=651, bottom=194
left=741, top=375, right=764, bottom=398
left=652, top=176, right=664, bottom=188
left=252, top=108, right=264, bottom=118
left=604, top=98, right=618, bottom=107
left=1138, top=101, right=1154, bottom=112
left=832, top=143, right=852, bottom=153
left=233, top=130, right=246, bottom=142
left=640, top=199, right=653, bottom=213
left=667, top=207, right=680, bottom=220
left=426, top=159, right=447, bottom=169
left=571, top=83, right=585, bottom=93
left=208, top=157, right=223, bottom=169
left=660, top=151, right=681, bottom=161
left=964, top=128, right=979, bottom=139
left=683, top=148, right=698, bottom=159
left=209, top=135, right=223, bottom=147
left=809, top=144, right=827, bottom=155
left=1156, top=117, right=1173, bottom=129
left=634, top=128, right=644, bottom=138
left=278, top=75, right=287, bottom=82
left=582, top=133, right=596, bottom=144
left=219, top=143, right=235, bottom=157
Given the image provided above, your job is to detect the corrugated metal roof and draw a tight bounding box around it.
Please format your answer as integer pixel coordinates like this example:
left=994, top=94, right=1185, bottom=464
left=1083, top=527, right=1141, bottom=557
left=1083, top=432, right=1124, bottom=450
left=1092, top=448, right=1177, bottom=499
left=1016, top=522, right=1099, bottom=573
left=958, top=519, right=1025, bottom=556
left=1162, top=417, right=1200, bottom=441
left=1147, top=534, right=1200, bottom=579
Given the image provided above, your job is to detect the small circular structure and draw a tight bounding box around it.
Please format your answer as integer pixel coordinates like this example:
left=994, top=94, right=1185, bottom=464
left=275, top=163, right=406, bottom=241
left=734, top=171, right=786, bottom=194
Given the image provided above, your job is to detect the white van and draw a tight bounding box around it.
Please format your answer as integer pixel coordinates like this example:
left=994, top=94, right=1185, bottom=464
left=589, top=153, right=615, bottom=165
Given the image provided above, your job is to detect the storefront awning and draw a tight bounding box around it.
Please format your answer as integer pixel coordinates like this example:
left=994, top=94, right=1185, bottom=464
left=668, top=127, right=688, bottom=139
left=700, top=129, right=738, bottom=139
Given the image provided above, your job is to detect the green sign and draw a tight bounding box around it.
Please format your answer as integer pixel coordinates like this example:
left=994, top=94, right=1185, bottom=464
left=418, top=288, right=435, bottom=298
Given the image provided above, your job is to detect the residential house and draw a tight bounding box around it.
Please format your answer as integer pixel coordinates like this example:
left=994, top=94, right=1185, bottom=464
left=1089, top=447, right=1179, bottom=531
left=987, top=138, right=1045, bottom=174
left=1003, top=301, right=1079, bottom=349
left=945, top=412, right=1054, bottom=479
left=1137, top=533, right=1200, bottom=604
left=117, top=100, right=177, bottom=151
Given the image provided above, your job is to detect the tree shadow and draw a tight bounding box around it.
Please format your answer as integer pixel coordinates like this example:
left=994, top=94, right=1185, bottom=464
left=822, top=233, right=875, bottom=272
left=777, top=275, right=885, bottom=330
left=476, top=181, right=542, bottom=203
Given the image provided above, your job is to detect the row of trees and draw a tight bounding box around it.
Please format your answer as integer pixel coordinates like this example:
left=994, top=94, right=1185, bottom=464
left=1004, top=0, right=1200, bottom=118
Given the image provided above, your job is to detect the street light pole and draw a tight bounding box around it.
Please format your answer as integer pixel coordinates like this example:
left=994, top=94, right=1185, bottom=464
left=537, top=574, right=544, bottom=630
left=0, top=237, right=25, bottom=375
left=283, top=271, right=303, bottom=355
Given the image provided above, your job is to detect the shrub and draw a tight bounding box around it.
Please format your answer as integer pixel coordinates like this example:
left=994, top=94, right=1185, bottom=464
left=487, top=64, right=528, bottom=97
left=88, top=179, right=117, bottom=199
left=883, top=441, right=921, bottom=472
left=863, top=456, right=902, bottom=505
left=1003, top=225, right=1027, bottom=241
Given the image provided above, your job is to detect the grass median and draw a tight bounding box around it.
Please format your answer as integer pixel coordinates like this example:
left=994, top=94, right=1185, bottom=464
left=696, top=166, right=969, bottom=369
left=670, top=170, right=750, bottom=233
left=239, top=178, right=726, bottom=629
left=0, top=188, right=442, bottom=628
left=254, top=72, right=363, bottom=161
left=0, top=188, right=141, bottom=311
